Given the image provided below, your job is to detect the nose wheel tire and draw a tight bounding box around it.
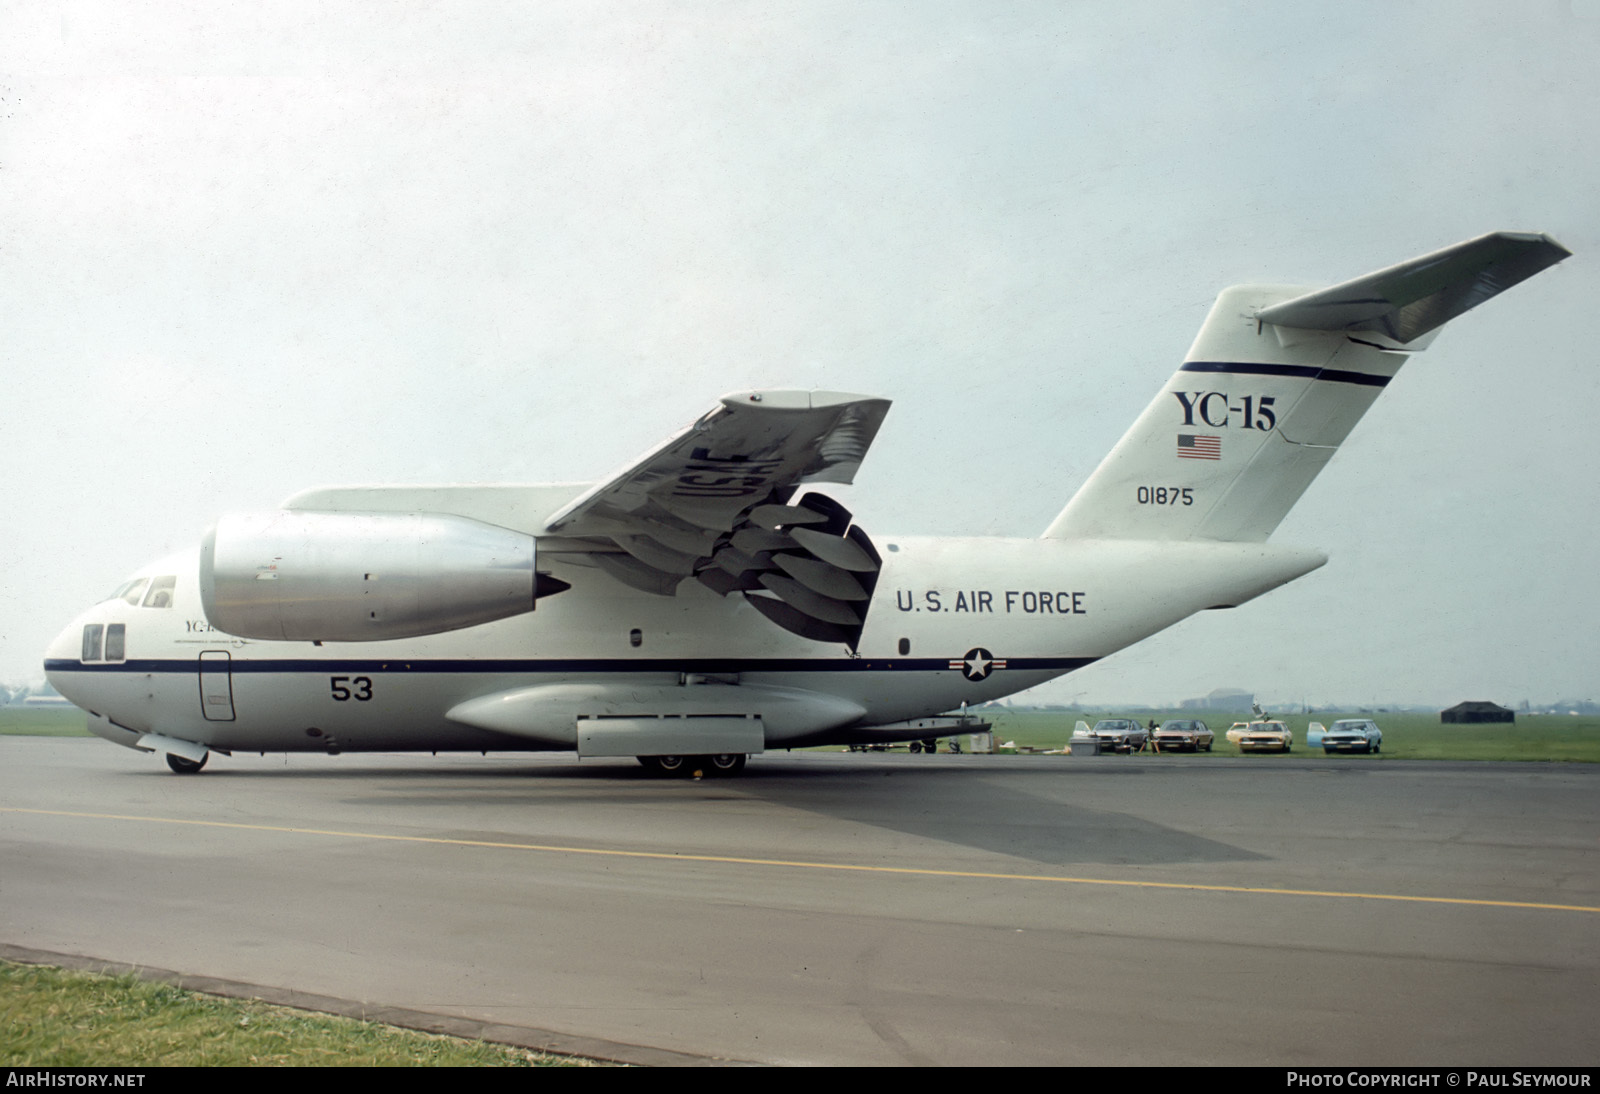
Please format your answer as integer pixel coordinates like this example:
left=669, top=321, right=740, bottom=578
left=166, top=752, right=207, bottom=774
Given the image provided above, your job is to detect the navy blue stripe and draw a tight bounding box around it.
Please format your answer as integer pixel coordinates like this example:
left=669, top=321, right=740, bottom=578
left=1181, top=361, right=1391, bottom=388
left=46, top=656, right=1097, bottom=675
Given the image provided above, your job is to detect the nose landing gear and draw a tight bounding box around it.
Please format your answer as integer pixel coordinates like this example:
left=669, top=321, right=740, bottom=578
left=166, top=752, right=208, bottom=774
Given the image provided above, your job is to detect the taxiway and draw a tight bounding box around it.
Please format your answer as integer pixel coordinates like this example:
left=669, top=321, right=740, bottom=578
left=3, top=739, right=1596, bottom=1065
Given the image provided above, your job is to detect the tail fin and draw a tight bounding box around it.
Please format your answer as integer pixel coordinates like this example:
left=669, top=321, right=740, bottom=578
left=1046, top=232, right=1568, bottom=542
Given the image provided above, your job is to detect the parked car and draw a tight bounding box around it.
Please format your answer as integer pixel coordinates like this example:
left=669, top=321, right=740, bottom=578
left=1153, top=719, right=1214, bottom=752
left=1321, top=718, right=1383, bottom=754
left=1089, top=718, right=1148, bottom=753
left=1225, top=721, right=1252, bottom=744
left=1235, top=720, right=1293, bottom=753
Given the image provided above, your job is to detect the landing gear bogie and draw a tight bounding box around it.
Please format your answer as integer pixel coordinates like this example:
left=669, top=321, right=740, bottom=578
left=638, top=753, right=748, bottom=778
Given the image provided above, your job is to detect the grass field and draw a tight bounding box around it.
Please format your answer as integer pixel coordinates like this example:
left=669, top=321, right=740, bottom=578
left=0, top=961, right=594, bottom=1067
left=0, top=706, right=91, bottom=736
left=982, top=709, right=1600, bottom=762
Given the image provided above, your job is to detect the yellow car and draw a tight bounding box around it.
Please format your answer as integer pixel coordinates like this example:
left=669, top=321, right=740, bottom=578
left=1233, top=720, right=1293, bottom=753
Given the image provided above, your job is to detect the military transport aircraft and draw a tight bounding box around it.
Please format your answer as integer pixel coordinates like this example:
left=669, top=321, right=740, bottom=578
left=45, top=232, right=1568, bottom=776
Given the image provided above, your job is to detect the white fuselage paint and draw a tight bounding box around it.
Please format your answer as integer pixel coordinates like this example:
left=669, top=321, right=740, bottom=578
left=44, top=532, right=1324, bottom=757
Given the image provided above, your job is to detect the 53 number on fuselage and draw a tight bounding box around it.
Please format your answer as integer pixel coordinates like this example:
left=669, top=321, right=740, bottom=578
left=329, top=675, right=373, bottom=702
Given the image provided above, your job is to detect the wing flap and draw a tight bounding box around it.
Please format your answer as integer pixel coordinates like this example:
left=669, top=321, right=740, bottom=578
left=541, top=391, right=891, bottom=649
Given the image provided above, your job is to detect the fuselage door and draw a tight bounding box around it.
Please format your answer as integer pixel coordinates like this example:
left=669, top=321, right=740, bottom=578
left=198, top=651, right=236, bottom=722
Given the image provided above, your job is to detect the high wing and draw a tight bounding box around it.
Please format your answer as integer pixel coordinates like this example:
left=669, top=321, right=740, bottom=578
left=542, top=389, right=892, bottom=648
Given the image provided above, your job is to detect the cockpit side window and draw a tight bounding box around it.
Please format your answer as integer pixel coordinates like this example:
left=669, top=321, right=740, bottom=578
left=142, top=576, right=176, bottom=609
left=82, top=624, right=103, bottom=662
left=104, top=623, right=126, bottom=662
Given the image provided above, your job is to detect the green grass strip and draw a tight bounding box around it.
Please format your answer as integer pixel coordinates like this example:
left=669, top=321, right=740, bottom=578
left=0, top=961, right=596, bottom=1067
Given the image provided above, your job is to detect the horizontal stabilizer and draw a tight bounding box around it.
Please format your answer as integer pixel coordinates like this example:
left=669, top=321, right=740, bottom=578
left=1257, top=231, right=1569, bottom=345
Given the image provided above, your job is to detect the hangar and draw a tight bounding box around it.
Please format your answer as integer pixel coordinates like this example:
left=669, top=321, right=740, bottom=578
left=1441, top=701, right=1515, bottom=725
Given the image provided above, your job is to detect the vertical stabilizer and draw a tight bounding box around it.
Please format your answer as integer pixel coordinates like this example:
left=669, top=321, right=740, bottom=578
left=1045, top=232, right=1568, bottom=543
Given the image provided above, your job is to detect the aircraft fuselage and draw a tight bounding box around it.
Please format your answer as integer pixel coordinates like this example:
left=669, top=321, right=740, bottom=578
left=44, top=533, right=1323, bottom=756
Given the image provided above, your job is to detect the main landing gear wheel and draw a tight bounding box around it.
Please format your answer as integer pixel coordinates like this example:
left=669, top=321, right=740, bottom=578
left=638, top=755, right=687, bottom=776
left=638, top=754, right=748, bottom=777
left=166, top=752, right=207, bottom=774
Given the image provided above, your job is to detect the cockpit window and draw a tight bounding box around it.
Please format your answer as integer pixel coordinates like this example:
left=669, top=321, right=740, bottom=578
left=104, top=623, right=126, bottom=662
left=142, top=576, right=176, bottom=609
left=82, top=624, right=103, bottom=662
left=108, top=578, right=143, bottom=604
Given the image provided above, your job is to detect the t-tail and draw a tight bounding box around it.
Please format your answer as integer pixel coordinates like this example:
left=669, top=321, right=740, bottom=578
left=1046, top=232, right=1569, bottom=542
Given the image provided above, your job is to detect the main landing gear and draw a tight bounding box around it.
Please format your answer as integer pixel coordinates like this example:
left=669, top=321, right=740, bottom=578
left=166, top=752, right=208, bottom=774
left=637, top=754, right=748, bottom=778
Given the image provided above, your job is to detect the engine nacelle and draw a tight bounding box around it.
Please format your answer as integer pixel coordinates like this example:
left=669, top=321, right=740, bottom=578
left=200, top=511, right=544, bottom=641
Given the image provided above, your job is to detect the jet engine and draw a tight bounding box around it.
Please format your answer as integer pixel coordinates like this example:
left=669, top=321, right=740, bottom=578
left=200, top=511, right=561, bottom=641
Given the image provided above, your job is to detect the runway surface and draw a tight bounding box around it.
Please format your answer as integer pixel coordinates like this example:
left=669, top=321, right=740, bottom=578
left=3, top=737, right=1597, bottom=1066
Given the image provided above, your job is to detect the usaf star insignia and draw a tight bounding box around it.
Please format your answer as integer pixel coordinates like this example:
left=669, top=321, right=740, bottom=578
left=949, top=647, right=1007, bottom=681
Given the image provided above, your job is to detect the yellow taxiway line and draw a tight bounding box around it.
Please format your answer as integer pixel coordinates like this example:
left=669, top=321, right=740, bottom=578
left=7, top=806, right=1598, bottom=915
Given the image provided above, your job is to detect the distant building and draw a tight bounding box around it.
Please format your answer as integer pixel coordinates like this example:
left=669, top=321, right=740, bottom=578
left=1181, top=688, right=1254, bottom=711
left=1441, top=701, right=1514, bottom=724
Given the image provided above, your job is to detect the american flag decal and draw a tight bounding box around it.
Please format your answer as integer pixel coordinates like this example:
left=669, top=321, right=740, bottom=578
left=1177, top=434, right=1221, bottom=460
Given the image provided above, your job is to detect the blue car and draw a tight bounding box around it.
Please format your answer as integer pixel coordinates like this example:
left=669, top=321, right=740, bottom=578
left=1322, top=718, right=1383, bottom=754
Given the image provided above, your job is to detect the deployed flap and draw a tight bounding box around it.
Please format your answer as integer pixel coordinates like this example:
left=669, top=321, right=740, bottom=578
left=541, top=390, right=892, bottom=648
left=1257, top=231, right=1569, bottom=345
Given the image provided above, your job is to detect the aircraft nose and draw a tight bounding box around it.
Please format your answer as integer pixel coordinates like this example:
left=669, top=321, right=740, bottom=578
left=47, top=617, right=82, bottom=663
left=44, top=611, right=95, bottom=708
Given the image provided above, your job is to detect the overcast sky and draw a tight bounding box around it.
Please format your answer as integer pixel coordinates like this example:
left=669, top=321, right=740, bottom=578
left=4, top=1, right=1595, bottom=707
